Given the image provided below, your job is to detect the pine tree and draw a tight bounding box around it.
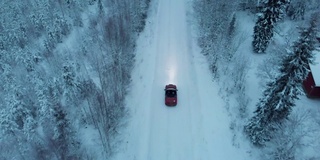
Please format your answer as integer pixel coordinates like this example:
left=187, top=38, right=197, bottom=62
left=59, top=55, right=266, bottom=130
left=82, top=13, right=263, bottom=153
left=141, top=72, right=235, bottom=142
left=0, top=91, right=37, bottom=159
left=52, top=105, right=80, bottom=159
left=252, top=0, right=290, bottom=53
left=286, top=0, right=306, bottom=20
left=245, top=15, right=318, bottom=146
left=227, top=13, right=237, bottom=39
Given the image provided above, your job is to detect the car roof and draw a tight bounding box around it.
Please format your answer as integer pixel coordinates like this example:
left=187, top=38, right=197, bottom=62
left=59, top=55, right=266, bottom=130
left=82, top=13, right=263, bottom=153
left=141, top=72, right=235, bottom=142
left=166, top=88, right=177, bottom=91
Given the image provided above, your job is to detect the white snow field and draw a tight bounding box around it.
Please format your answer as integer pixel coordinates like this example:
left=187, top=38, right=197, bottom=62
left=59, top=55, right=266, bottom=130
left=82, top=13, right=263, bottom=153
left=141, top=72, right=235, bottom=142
left=112, top=0, right=251, bottom=159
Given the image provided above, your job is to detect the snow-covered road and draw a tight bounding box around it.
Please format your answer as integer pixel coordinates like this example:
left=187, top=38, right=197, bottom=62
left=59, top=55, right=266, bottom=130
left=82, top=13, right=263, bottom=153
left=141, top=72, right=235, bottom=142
left=112, top=0, right=249, bottom=159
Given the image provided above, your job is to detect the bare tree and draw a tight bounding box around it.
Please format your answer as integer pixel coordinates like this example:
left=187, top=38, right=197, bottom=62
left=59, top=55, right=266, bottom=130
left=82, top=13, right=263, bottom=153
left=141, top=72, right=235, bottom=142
left=262, top=108, right=319, bottom=160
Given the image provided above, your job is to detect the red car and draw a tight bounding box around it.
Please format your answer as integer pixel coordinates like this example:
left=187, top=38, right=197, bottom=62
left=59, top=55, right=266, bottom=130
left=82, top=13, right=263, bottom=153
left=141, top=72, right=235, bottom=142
left=164, top=84, right=178, bottom=106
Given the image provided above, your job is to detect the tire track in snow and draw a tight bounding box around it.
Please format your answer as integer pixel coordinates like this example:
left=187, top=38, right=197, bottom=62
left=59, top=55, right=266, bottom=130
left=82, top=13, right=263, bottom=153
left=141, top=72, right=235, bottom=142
left=164, top=0, right=196, bottom=159
left=131, top=0, right=161, bottom=159
left=146, top=0, right=171, bottom=159
left=184, top=6, right=210, bottom=159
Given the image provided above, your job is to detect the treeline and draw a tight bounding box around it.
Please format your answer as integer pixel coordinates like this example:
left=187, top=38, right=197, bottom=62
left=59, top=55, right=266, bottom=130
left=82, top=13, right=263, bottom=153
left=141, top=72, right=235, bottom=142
left=0, top=0, right=150, bottom=159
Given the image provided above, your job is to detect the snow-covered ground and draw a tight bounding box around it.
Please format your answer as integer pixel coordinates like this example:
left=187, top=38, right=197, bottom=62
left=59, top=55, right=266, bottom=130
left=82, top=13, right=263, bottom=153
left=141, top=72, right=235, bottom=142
left=112, top=0, right=252, bottom=159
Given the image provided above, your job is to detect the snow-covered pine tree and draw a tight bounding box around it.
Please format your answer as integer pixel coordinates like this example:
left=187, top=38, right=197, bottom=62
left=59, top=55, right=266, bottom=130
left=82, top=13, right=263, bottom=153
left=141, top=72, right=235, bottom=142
left=224, top=13, right=238, bottom=62
left=245, top=15, right=318, bottom=146
left=130, top=0, right=151, bottom=33
left=286, top=0, right=306, bottom=20
left=0, top=91, right=37, bottom=159
left=63, top=63, right=77, bottom=87
left=227, top=13, right=237, bottom=39
left=52, top=105, right=80, bottom=159
left=252, top=0, right=290, bottom=53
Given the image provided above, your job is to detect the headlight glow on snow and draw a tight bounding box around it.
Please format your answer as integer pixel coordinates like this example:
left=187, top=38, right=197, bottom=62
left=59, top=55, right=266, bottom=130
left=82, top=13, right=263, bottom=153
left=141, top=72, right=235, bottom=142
left=168, top=64, right=177, bottom=84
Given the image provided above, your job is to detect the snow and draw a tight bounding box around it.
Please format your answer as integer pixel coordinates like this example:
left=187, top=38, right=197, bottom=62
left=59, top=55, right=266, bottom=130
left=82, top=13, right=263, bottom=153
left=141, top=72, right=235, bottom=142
left=107, top=1, right=320, bottom=160
left=112, top=0, right=252, bottom=159
left=79, top=125, right=105, bottom=158
left=309, top=49, right=320, bottom=86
